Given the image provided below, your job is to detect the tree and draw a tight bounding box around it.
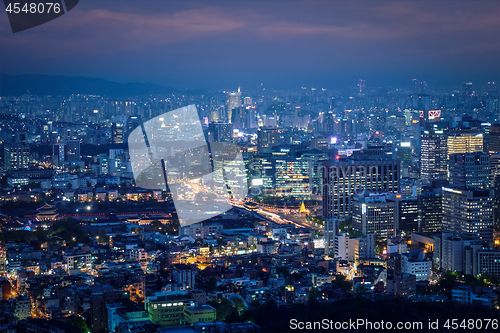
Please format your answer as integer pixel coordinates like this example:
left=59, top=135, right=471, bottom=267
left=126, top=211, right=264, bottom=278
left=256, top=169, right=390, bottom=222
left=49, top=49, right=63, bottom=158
left=207, top=298, right=235, bottom=321
left=150, top=220, right=163, bottom=232
left=308, top=286, right=320, bottom=303
left=355, top=284, right=368, bottom=294
left=206, top=276, right=217, bottom=292
left=437, top=272, right=457, bottom=298
left=165, top=218, right=180, bottom=235
left=276, top=266, right=290, bottom=279
left=331, top=274, right=352, bottom=292
left=70, top=317, right=89, bottom=333
left=231, top=296, right=246, bottom=315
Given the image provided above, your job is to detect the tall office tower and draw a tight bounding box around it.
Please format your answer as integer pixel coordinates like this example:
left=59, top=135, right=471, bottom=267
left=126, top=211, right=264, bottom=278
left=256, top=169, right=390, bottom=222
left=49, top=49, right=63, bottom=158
left=358, top=79, right=366, bottom=93
left=257, top=128, right=288, bottom=152
left=226, top=88, right=242, bottom=123
left=418, top=183, right=443, bottom=233
left=209, top=108, right=220, bottom=122
left=111, top=123, right=124, bottom=144
left=231, top=107, right=247, bottom=130
left=352, top=192, right=397, bottom=238
left=448, top=152, right=490, bottom=190
left=126, top=116, right=142, bottom=138
left=243, top=97, right=252, bottom=105
left=322, top=158, right=399, bottom=219
left=433, top=230, right=464, bottom=271
left=4, top=144, right=30, bottom=170
left=357, top=233, right=376, bottom=260
left=396, top=142, right=412, bottom=169
left=491, top=153, right=500, bottom=228
left=420, top=125, right=448, bottom=183
left=212, top=144, right=247, bottom=198
left=447, top=128, right=483, bottom=156
left=247, top=106, right=258, bottom=129
left=491, top=153, right=500, bottom=188
left=442, top=187, right=493, bottom=242
left=64, top=140, right=81, bottom=162
left=274, top=157, right=310, bottom=198
left=301, top=150, right=328, bottom=198
left=395, top=195, right=419, bottom=232
left=492, top=178, right=500, bottom=229
left=324, top=218, right=339, bottom=255
left=208, top=123, right=233, bottom=142
left=52, top=143, right=65, bottom=167
left=489, top=124, right=500, bottom=153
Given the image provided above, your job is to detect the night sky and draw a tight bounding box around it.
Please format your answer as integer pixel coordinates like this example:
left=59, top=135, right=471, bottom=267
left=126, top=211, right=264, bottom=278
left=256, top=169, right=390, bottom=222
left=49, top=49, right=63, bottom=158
left=1, top=0, right=499, bottom=90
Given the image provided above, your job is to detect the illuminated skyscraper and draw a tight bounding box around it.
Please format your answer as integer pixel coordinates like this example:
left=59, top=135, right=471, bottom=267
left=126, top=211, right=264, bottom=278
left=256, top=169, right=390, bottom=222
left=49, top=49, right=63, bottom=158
left=447, top=128, right=483, bottom=156
left=111, top=123, right=124, bottom=144
left=448, top=152, right=490, bottom=190
left=208, top=123, right=233, bottom=142
left=4, top=144, right=30, bottom=170
left=420, top=124, right=448, bottom=183
left=352, top=192, right=397, bottom=238
left=65, top=140, right=81, bottom=162
left=442, top=187, right=493, bottom=242
left=257, top=128, right=289, bottom=152
left=322, top=158, right=400, bottom=218
left=418, top=181, right=446, bottom=233
left=488, top=124, right=500, bottom=153
left=226, top=87, right=242, bottom=123
left=274, top=157, right=310, bottom=198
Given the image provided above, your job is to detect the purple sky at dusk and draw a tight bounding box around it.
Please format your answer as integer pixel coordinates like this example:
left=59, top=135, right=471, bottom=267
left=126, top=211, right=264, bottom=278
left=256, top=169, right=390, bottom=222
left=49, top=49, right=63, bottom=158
left=1, top=0, right=499, bottom=90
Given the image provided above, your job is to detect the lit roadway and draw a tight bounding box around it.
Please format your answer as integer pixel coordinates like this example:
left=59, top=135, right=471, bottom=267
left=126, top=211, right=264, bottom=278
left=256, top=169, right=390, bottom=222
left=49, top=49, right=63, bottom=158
left=234, top=203, right=323, bottom=231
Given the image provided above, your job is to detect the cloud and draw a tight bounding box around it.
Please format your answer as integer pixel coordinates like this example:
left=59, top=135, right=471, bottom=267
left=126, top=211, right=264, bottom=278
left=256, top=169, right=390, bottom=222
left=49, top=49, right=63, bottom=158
left=258, top=1, right=500, bottom=41
left=0, top=6, right=247, bottom=58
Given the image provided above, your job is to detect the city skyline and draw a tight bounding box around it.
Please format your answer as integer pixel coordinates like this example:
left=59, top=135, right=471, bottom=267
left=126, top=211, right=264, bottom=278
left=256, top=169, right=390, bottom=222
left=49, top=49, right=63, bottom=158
left=0, top=1, right=499, bottom=332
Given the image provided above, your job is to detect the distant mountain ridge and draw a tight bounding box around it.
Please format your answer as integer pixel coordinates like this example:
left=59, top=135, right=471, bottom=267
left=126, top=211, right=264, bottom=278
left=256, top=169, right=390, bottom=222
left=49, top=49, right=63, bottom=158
left=0, top=73, right=180, bottom=97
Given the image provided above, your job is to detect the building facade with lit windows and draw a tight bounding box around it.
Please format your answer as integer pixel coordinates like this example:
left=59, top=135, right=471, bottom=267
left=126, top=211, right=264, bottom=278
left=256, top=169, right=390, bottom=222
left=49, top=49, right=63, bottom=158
left=4, top=144, right=30, bottom=170
left=449, top=152, right=490, bottom=190
left=418, top=183, right=444, bottom=233
left=420, top=125, right=448, bottom=183
left=322, top=158, right=400, bottom=218
left=352, top=192, right=397, bottom=238
left=274, top=157, right=310, bottom=198
left=442, top=187, right=494, bottom=242
left=145, top=291, right=196, bottom=327
left=447, top=128, right=484, bottom=156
